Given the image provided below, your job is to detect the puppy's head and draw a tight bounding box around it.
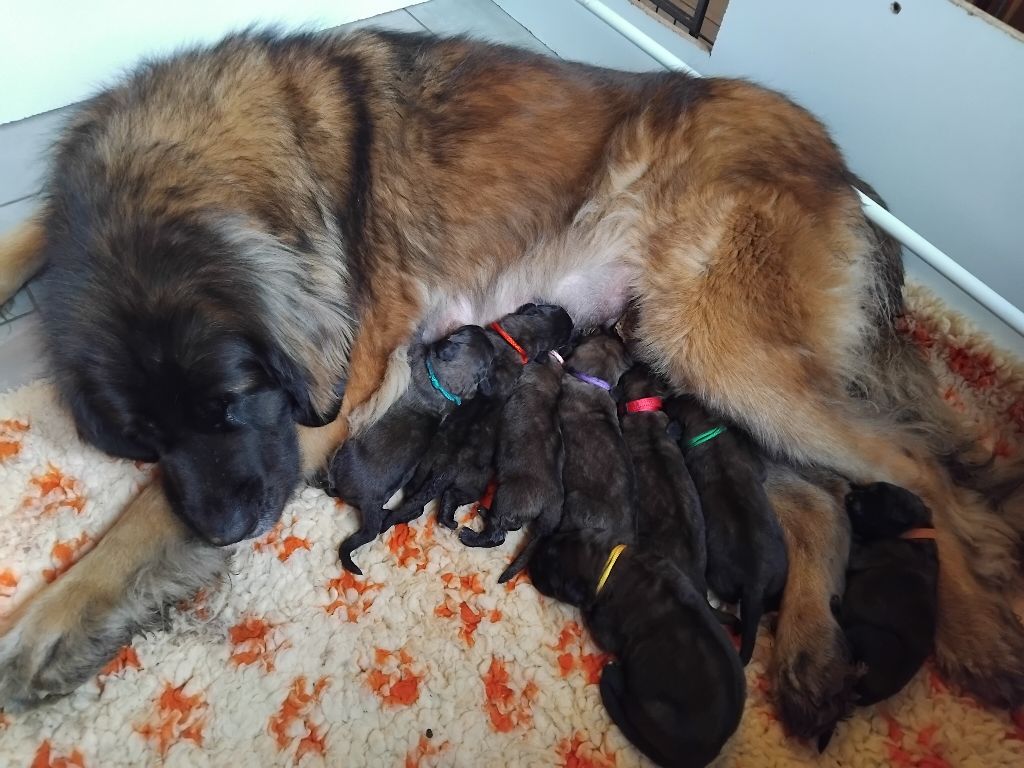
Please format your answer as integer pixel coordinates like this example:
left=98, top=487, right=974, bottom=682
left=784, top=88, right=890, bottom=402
left=39, top=216, right=340, bottom=545
left=425, top=325, right=495, bottom=399
left=565, top=330, right=633, bottom=387
left=617, top=364, right=666, bottom=404
left=528, top=532, right=608, bottom=608
left=846, top=482, right=932, bottom=540
left=495, top=303, right=574, bottom=357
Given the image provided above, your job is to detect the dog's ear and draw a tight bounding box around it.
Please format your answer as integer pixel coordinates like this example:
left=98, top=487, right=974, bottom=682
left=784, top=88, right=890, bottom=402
left=262, top=343, right=342, bottom=427
left=67, top=388, right=160, bottom=462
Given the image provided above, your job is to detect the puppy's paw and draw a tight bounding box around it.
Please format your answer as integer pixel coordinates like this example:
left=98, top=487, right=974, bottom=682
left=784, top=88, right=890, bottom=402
left=0, top=583, right=130, bottom=710
left=773, top=616, right=857, bottom=742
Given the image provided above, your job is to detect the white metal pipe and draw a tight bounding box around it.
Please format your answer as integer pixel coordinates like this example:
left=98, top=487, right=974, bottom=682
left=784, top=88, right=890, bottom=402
left=574, top=0, right=1024, bottom=337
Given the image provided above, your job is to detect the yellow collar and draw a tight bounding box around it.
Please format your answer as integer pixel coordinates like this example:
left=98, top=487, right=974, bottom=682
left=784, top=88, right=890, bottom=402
left=595, top=544, right=628, bottom=595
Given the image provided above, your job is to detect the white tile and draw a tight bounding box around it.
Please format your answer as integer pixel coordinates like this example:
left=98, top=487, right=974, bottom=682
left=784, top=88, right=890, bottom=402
left=0, top=108, right=72, bottom=207
left=408, top=0, right=553, bottom=54
left=0, top=314, right=48, bottom=393
left=341, top=7, right=428, bottom=34
left=0, top=196, right=37, bottom=237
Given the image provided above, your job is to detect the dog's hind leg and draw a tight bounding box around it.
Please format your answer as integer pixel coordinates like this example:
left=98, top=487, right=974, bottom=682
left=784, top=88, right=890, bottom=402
left=765, top=465, right=857, bottom=741
left=0, top=217, right=46, bottom=304
left=0, top=483, right=227, bottom=710
left=633, top=194, right=1024, bottom=706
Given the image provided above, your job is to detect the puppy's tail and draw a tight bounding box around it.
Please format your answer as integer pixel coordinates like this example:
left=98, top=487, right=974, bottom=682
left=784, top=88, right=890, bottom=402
left=738, top=586, right=763, bottom=666
left=498, top=536, right=540, bottom=584
left=0, top=216, right=47, bottom=304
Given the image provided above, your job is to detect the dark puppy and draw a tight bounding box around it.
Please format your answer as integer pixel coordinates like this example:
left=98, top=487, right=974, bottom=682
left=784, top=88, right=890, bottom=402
left=664, top=395, right=788, bottom=665
left=618, top=365, right=706, bottom=589
left=389, top=303, right=572, bottom=530
left=459, top=351, right=565, bottom=583
left=330, top=325, right=493, bottom=574
left=841, top=481, right=939, bottom=706
left=532, top=539, right=745, bottom=768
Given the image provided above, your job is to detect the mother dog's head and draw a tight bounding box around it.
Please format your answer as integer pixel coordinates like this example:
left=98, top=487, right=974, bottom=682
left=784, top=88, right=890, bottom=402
left=38, top=204, right=353, bottom=546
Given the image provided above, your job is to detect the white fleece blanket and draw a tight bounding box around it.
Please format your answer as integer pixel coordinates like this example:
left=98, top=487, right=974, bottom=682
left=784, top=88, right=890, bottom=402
left=2, top=286, right=1024, bottom=767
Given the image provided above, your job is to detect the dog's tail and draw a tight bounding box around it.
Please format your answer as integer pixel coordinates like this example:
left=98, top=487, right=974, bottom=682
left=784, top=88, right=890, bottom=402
left=0, top=217, right=47, bottom=304
left=738, top=585, right=763, bottom=666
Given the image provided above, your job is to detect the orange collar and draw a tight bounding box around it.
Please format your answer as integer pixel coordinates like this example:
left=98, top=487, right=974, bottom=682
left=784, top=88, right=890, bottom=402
left=490, top=321, right=529, bottom=365
left=900, top=528, right=937, bottom=541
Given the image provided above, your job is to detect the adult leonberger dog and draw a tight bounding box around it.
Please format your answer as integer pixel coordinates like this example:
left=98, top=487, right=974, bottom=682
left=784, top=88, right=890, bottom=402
left=1, top=29, right=1022, bottom=734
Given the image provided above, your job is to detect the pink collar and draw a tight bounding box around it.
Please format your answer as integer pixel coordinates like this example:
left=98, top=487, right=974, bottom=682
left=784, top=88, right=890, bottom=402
left=624, top=397, right=663, bottom=413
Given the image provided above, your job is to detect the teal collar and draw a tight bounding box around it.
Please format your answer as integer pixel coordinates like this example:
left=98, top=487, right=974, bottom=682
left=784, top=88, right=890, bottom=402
left=425, top=357, right=462, bottom=405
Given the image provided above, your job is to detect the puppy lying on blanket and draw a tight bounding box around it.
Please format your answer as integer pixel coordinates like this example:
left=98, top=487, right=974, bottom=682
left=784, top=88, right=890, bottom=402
left=459, top=350, right=565, bottom=582
left=618, top=365, right=706, bottom=589
left=528, top=334, right=744, bottom=768
left=329, top=325, right=494, bottom=574
left=841, top=481, right=939, bottom=706
left=389, top=303, right=572, bottom=531
left=664, top=395, right=788, bottom=666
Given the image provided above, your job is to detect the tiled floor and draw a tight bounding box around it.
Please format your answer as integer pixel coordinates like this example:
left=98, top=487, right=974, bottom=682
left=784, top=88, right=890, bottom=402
left=0, top=0, right=553, bottom=393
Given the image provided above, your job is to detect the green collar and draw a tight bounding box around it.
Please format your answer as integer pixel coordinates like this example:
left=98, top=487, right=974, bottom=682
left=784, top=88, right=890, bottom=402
left=687, top=425, right=727, bottom=448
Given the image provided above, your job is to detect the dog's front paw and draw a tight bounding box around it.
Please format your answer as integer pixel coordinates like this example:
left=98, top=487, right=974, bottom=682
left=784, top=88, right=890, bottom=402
left=773, top=610, right=857, bottom=743
left=0, top=582, right=131, bottom=711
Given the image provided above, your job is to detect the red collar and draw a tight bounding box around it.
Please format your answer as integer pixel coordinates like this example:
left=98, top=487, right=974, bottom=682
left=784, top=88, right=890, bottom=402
left=490, top=322, right=529, bottom=365
left=624, top=396, right=663, bottom=413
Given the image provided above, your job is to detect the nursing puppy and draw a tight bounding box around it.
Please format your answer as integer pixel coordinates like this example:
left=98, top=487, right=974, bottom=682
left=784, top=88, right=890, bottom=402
left=459, top=350, right=565, bottom=583
left=618, top=365, right=706, bottom=590
left=532, top=540, right=746, bottom=768
left=529, top=339, right=743, bottom=767
left=664, top=395, right=788, bottom=665
left=841, top=481, right=939, bottom=706
left=389, top=303, right=572, bottom=530
left=329, top=325, right=493, bottom=574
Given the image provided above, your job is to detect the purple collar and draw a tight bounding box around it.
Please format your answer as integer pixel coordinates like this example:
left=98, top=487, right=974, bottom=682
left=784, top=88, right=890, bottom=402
left=568, top=367, right=612, bottom=391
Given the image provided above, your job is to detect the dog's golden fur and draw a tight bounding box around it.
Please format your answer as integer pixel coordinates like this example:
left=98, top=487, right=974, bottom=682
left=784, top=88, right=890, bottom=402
left=1, top=29, right=1022, bottom=722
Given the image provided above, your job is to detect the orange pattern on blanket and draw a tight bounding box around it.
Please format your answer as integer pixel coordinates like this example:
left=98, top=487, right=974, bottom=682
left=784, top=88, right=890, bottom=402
left=481, top=657, right=538, bottom=733
left=884, top=714, right=952, bottom=768
left=365, top=647, right=422, bottom=707
left=404, top=734, right=451, bottom=768
left=176, top=588, right=210, bottom=620
left=22, top=463, right=85, bottom=516
left=136, top=682, right=207, bottom=756
left=229, top=616, right=282, bottom=671
left=324, top=570, right=382, bottom=622
left=42, top=533, right=94, bottom=582
left=0, top=568, right=18, bottom=597
left=388, top=517, right=437, bottom=571
left=252, top=521, right=310, bottom=562
left=504, top=570, right=530, bottom=592
left=100, top=646, right=142, bottom=678
left=0, top=418, right=28, bottom=462
left=435, top=571, right=501, bottom=647
left=268, top=676, right=330, bottom=762
left=31, top=741, right=86, bottom=768
left=558, top=732, right=617, bottom=768
left=551, top=621, right=610, bottom=685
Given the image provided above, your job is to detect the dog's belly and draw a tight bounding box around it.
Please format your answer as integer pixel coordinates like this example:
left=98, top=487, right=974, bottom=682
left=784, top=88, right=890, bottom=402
left=422, top=258, right=634, bottom=341
left=421, top=200, right=644, bottom=340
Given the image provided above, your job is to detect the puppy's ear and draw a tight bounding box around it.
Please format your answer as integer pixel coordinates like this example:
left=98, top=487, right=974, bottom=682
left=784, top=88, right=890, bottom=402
left=263, top=343, right=341, bottom=427
left=515, top=302, right=537, bottom=313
